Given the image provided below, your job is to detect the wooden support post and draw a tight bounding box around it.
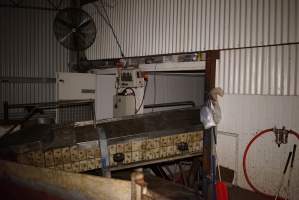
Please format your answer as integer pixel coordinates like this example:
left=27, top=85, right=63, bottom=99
left=205, top=50, right=219, bottom=100
left=131, top=172, right=143, bottom=200
left=3, top=101, right=8, bottom=121
left=203, top=50, right=220, bottom=200
left=131, top=171, right=153, bottom=200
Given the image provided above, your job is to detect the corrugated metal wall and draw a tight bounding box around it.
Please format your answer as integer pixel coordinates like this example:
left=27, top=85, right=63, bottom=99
left=85, top=0, right=299, bottom=59
left=218, top=95, right=299, bottom=198
left=216, top=44, right=299, bottom=95
left=0, top=2, right=70, bottom=117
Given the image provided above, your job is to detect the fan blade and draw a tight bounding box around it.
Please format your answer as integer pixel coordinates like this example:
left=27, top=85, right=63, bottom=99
left=55, top=18, right=74, bottom=30
left=77, top=17, right=92, bottom=29
left=60, top=30, right=74, bottom=43
left=54, top=8, right=97, bottom=51
left=75, top=31, right=88, bottom=44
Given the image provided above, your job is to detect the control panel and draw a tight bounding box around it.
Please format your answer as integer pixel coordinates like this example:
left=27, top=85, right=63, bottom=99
left=119, top=69, right=144, bottom=88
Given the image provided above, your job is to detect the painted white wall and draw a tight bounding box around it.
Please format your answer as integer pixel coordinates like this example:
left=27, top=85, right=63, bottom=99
left=95, top=74, right=205, bottom=120
left=218, top=95, right=299, bottom=199
left=217, top=131, right=239, bottom=184
left=144, top=74, right=205, bottom=113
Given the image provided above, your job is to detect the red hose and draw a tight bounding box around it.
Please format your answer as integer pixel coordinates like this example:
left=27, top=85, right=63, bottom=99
left=242, top=128, right=299, bottom=199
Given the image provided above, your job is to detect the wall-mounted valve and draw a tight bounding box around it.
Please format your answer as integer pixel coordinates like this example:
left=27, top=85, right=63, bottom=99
left=273, top=126, right=289, bottom=147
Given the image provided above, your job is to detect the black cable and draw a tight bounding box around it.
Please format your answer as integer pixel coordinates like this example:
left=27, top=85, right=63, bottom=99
left=283, top=152, right=293, bottom=174
left=57, top=0, right=63, bottom=8
left=92, top=3, right=112, bottom=30
left=94, top=0, right=125, bottom=58
left=93, top=3, right=124, bottom=57
left=136, top=81, right=148, bottom=114
left=46, top=0, right=57, bottom=9
left=119, top=87, right=135, bottom=96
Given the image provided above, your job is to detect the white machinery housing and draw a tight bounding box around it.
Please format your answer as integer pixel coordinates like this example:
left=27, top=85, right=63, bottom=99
left=113, top=68, right=145, bottom=117
left=113, top=95, right=136, bottom=117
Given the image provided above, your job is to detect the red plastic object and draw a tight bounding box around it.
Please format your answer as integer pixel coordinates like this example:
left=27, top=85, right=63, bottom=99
left=216, top=182, right=229, bottom=200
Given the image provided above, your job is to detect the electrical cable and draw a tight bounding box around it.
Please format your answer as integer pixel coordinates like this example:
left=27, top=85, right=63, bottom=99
left=153, top=64, right=157, bottom=112
left=94, top=0, right=125, bottom=58
left=57, top=0, right=63, bottom=8
left=136, top=81, right=148, bottom=114
left=119, top=87, right=135, bottom=96
left=242, top=128, right=299, bottom=200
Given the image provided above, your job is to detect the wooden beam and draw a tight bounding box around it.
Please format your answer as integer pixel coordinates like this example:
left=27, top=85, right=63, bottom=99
left=0, top=160, right=131, bottom=200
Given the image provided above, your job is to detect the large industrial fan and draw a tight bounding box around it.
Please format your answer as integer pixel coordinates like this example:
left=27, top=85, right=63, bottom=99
left=53, top=8, right=97, bottom=51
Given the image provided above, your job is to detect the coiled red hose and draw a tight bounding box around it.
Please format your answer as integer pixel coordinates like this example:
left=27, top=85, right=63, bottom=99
left=242, top=129, right=299, bottom=199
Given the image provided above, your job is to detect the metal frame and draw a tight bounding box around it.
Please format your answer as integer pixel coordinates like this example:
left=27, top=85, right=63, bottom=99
left=144, top=101, right=195, bottom=109
left=2, top=99, right=96, bottom=137
left=109, top=153, right=203, bottom=172
left=145, top=157, right=203, bottom=193
left=0, top=0, right=64, bottom=11
left=3, top=99, right=95, bottom=121
left=0, top=76, right=56, bottom=84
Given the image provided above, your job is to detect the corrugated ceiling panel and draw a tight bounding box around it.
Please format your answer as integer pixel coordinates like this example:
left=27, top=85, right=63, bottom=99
left=216, top=44, right=299, bottom=95
left=85, top=0, right=299, bottom=59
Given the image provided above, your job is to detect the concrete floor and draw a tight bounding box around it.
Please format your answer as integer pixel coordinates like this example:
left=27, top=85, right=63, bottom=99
left=149, top=178, right=273, bottom=200
left=112, top=170, right=272, bottom=200
left=228, top=186, right=273, bottom=200
left=146, top=177, right=273, bottom=200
